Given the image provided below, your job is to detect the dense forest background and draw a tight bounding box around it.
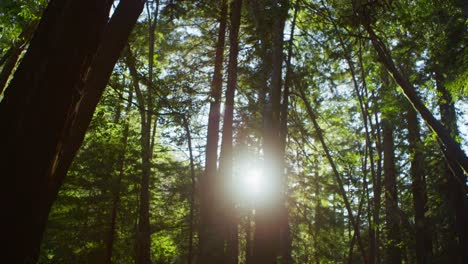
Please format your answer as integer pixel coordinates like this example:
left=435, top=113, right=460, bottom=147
left=0, top=0, right=467, bottom=263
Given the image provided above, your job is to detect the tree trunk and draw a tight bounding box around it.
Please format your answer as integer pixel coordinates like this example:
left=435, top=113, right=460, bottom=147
left=106, top=83, right=134, bottom=264
left=382, top=118, right=402, bottom=264
left=435, top=72, right=468, bottom=264
left=298, top=88, right=368, bottom=264
left=183, top=116, right=196, bottom=264
left=362, top=22, right=468, bottom=174
left=135, top=2, right=159, bottom=263
left=252, top=1, right=288, bottom=263
left=278, top=3, right=297, bottom=263
left=0, top=0, right=113, bottom=261
left=406, top=107, right=432, bottom=264
left=50, top=0, right=147, bottom=196
left=0, top=20, right=38, bottom=96
left=199, top=0, right=228, bottom=263
left=218, top=0, right=242, bottom=262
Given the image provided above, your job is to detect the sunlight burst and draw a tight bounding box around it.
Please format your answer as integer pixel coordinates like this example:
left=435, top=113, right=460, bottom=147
left=242, top=168, right=262, bottom=196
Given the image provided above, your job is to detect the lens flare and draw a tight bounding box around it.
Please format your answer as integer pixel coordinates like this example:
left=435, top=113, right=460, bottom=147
left=242, top=168, right=262, bottom=196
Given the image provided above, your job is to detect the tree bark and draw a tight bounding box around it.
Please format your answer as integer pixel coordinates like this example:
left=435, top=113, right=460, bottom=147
left=218, top=0, right=242, bottom=262
left=0, top=0, right=113, bottom=261
left=382, top=118, right=402, bottom=264
left=50, top=0, right=147, bottom=197
left=199, top=0, right=228, bottom=262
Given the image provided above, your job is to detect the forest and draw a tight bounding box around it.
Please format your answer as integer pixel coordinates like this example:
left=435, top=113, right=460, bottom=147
left=0, top=0, right=467, bottom=263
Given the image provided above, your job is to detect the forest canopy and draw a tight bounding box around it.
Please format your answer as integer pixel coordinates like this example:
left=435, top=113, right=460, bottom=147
left=0, top=0, right=467, bottom=263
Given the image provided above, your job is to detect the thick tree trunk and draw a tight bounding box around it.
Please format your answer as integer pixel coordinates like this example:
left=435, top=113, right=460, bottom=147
left=0, top=0, right=113, bottom=261
left=199, top=1, right=227, bottom=262
left=252, top=1, right=288, bottom=263
left=218, top=0, right=242, bottom=262
left=406, top=107, right=432, bottom=264
left=50, top=0, right=147, bottom=185
left=382, top=118, right=402, bottom=264
left=435, top=72, right=468, bottom=264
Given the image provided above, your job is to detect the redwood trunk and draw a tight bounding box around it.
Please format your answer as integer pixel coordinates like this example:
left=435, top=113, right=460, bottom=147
left=382, top=118, right=402, bottom=264
left=199, top=1, right=228, bottom=262
left=435, top=72, right=468, bottom=264
left=0, top=0, right=112, bottom=261
left=218, top=0, right=242, bottom=262
left=407, top=107, right=432, bottom=264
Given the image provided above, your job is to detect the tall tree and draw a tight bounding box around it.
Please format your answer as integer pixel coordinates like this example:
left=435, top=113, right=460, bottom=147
left=406, top=106, right=432, bottom=264
left=106, top=81, right=134, bottom=264
left=252, top=0, right=288, bottom=263
left=199, top=0, right=228, bottom=262
left=0, top=0, right=113, bottom=261
left=218, top=0, right=243, bottom=262
left=382, top=116, right=402, bottom=264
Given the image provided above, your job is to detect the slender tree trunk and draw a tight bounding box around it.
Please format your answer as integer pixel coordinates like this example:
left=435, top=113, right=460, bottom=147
left=370, top=91, right=384, bottom=264
left=406, top=107, right=432, bottom=264
left=298, top=88, right=368, bottom=264
left=106, top=84, right=134, bottom=264
left=183, top=116, right=196, bottom=264
left=382, top=118, right=402, bottom=264
left=0, top=0, right=113, bottom=261
left=278, top=3, right=297, bottom=263
left=0, top=21, right=38, bottom=97
left=299, top=90, right=368, bottom=264
left=199, top=1, right=228, bottom=262
left=245, top=212, right=253, bottom=264
left=218, top=0, right=242, bottom=262
left=135, top=3, right=159, bottom=263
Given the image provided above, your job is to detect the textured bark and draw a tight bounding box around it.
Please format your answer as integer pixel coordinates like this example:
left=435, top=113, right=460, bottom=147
left=382, top=118, right=402, bottom=264
left=50, top=0, right=147, bottom=194
left=0, top=0, right=113, bottom=261
left=218, top=0, right=242, bottom=262
left=199, top=0, right=227, bottom=262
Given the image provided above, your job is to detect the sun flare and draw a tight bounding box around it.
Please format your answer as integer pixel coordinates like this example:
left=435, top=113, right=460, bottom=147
left=242, top=168, right=262, bottom=196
